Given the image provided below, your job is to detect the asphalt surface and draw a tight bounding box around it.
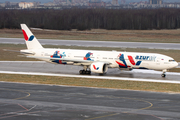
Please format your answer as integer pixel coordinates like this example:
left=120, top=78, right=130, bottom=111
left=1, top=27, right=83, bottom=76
left=0, top=61, right=180, bottom=82
left=1, top=38, right=180, bottom=50
left=0, top=82, right=180, bottom=120
left=1, top=38, right=180, bottom=120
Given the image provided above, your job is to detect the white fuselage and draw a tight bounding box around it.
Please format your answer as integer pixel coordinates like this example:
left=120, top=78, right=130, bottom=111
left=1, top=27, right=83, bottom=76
left=26, top=48, right=178, bottom=71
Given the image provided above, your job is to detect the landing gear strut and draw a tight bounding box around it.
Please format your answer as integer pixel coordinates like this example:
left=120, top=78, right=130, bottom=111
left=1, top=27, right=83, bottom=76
left=79, top=66, right=91, bottom=75
left=161, top=69, right=167, bottom=78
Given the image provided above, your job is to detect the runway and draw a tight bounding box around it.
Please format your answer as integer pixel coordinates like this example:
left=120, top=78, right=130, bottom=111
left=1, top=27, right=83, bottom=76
left=1, top=38, right=180, bottom=50
left=0, top=82, right=180, bottom=120
left=0, top=61, right=180, bottom=83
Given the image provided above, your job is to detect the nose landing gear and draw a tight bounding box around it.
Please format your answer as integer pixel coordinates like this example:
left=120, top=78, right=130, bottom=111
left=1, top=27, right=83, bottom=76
left=161, top=69, right=167, bottom=77
left=161, top=73, right=166, bottom=77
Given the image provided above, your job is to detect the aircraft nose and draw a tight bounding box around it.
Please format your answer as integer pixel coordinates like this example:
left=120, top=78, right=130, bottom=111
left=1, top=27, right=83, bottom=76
left=175, top=62, right=179, bottom=68
left=168, top=61, right=178, bottom=69
left=172, top=61, right=179, bottom=68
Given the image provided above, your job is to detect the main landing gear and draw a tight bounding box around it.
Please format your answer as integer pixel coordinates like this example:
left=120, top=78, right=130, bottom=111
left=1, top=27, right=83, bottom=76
left=79, top=70, right=91, bottom=75
left=161, top=69, right=167, bottom=77
left=79, top=66, right=91, bottom=75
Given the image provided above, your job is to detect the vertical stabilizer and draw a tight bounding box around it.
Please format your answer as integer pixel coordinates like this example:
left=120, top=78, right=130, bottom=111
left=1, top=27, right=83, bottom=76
left=20, top=24, right=43, bottom=49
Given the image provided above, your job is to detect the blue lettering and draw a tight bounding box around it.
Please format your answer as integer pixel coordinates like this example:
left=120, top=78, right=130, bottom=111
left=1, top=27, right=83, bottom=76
left=135, top=55, right=156, bottom=61
left=135, top=56, right=139, bottom=59
left=147, top=56, right=149, bottom=60
left=143, top=56, right=147, bottom=60
left=139, top=56, right=142, bottom=60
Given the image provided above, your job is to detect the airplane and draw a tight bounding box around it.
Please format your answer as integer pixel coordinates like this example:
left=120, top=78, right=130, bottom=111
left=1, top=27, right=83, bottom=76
left=20, top=24, right=178, bottom=77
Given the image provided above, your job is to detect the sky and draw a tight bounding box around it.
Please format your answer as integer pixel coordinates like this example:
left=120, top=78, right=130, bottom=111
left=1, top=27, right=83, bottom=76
left=0, top=0, right=179, bottom=4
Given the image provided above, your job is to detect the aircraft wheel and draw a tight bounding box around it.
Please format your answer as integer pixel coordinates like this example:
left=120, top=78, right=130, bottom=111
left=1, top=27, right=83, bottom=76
left=82, top=70, right=86, bottom=74
left=161, top=74, right=166, bottom=77
left=79, top=70, right=91, bottom=75
left=79, top=70, right=83, bottom=74
left=86, top=71, right=91, bottom=75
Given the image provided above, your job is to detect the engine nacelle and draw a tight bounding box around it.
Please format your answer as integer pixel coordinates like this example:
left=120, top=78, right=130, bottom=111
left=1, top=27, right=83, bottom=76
left=90, top=62, right=108, bottom=74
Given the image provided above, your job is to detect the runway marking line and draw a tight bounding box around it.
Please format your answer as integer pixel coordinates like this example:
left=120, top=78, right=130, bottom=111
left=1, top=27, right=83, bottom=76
left=0, top=88, right=31, bottom=119
left=0, top=86, right=167, bottom=120
left=85, top=96, right=154, bottom=120
left=0, top=103, right=37, bottom=119
left=85, top=113, right=119, bottom=120
left=0, top=103, right=29, bottom=117
left=0, top=88, right=31, bottom=100
left=1, top=70, right=180, bottom=84
left=18, top=104, right=29, bottom=111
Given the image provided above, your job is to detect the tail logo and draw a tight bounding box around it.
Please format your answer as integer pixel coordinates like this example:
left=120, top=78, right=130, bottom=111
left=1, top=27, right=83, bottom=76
left=22, top=30, right=34, bottom=41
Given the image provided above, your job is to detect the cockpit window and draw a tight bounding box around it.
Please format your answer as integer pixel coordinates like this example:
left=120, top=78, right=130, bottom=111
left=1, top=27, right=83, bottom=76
left=169, top=60, right=175, bottom=62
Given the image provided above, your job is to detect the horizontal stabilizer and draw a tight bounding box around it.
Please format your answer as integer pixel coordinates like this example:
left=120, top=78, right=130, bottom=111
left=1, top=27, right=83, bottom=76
left=3, top=49, right=20, bottom=53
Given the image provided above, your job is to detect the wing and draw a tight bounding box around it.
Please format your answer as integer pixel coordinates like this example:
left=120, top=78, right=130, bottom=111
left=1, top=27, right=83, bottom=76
left=27, top=56, right=111, bottom=65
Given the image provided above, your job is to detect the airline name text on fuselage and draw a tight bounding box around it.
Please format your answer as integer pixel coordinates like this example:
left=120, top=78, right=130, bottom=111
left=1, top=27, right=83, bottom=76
left=135, top=55, right=156, bottom=61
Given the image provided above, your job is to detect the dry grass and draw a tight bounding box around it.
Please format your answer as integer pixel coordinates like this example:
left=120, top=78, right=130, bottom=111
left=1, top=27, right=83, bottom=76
left=1, top=28, right=180, bottom=43
left=1, top=73, right=180, bottom=93
left=0, top=44, right=36, bottom=61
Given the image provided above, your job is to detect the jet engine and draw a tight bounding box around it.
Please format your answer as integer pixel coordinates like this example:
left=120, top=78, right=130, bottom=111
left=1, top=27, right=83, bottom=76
left=90, top=62, right=108, bottom=74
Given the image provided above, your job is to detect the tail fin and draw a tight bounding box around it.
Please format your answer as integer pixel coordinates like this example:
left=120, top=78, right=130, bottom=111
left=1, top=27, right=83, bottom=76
left=20, top=24, right=43, bottom=49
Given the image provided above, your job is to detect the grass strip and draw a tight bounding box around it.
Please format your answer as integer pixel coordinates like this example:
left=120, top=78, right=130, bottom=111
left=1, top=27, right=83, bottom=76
left=1, top=29, right=180, bottom=43
left=0, top=73, right=180, bottom=93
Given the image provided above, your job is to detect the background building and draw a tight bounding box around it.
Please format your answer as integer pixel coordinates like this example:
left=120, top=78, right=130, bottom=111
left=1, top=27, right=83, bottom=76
left=149, top=0, right=163, bottom=4
left=89, top=0, right=102, bottom=7
left=121, top=0, right=126, bottom=4
left=19, top=2, right=34, bottom=9
left=112, top=0, right=118, bottom=6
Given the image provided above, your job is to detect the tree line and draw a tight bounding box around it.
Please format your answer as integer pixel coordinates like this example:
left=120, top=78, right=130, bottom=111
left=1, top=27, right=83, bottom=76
left=0, top=8, right=180, bottom=30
